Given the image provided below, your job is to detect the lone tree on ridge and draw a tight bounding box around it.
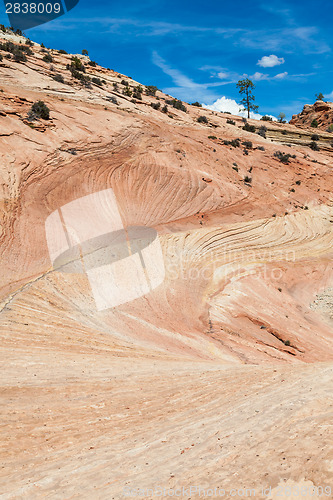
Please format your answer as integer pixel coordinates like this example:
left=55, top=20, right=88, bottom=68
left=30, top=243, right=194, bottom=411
left=278, top=112, right=286, bottom=123
left=236, top=78, right=259, bottom=119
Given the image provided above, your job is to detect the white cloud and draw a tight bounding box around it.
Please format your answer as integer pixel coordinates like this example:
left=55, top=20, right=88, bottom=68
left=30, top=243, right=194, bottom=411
left=152, top=51, right=202, bottom=90
left=152, top=52, right=238, bottom=102
left=251, top=72, right=269, bottom=81
left=273, top=71, right=288, bottom=79
left=260, top=5, right=294, bottom=25
left=202, top=96, right=276, bottom=121
left=250, top=71, right=288, bottom=81
left=217, top=72, right=230, bottom=79
left=257, top=54, right=285, bottom=67
left=325, top=91, right=333, bottom=100
left=241, top=27, right=329, bottom=54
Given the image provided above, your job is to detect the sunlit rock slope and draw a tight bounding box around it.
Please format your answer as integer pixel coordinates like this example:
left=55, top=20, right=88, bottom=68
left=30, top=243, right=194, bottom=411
left=0, top=30, right=332, bottom=499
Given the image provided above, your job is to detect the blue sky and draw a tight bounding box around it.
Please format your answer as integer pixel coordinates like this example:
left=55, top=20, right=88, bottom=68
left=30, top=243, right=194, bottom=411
left=1, top=0, right=332, bottom=119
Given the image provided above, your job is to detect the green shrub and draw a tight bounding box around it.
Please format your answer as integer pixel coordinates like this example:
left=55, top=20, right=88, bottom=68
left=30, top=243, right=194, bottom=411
left=244, top=176, right=252, bottom=183
left=42, top=53, right=53, bottom=63
left=28, top=100, right=50, bottom=120
left=151, top=102, right=161, bottom=110
left=260, top=115, right=272, bottom=121
left=92, top=77, right=103, bottom=86
left=197, top=115, right=208, bottom=123
left=58, top=49, right=67, bottom=54
left=208, top=135, right=217, bottom=139
left=191, top=101, right=202, bottom=107
left=165, top=99, right=187, bottom=112
left=123, top=87, right=132, bottom=97
left=121, top=79, right=129, bottom=86
left=327, top=124, right=333, bottom=132
left=311, top=134, right=319, bottom=141
left=146, top=85, right=158, bottom=96
left=82, top=49, right=88, bottom=56
left=0, top=41, right=32, bottom=61
left=70, top=68, right=90, bottom=83
left=243, top=122, right=256, bottom=133
left=227, top=118, right=236, bottom=125
left=53, top=73, right=64, bottom=83
left=13, top=43, right=32, bottom=56
left=274, top=150, right=292, bottom=164
left=13, top=51, right=27, bottom=62
left=224, top=138, right=240, bottom=148
left=162, top=105, right=168, bottom=113
left=309, top=141, right=320, bottom=151
left=257, top=125, right=267, bottom=138
left=68, top=56, right=85, bottom=72
left=88, top=60, right=97, bottom=67
left=242, top=140, right=252, bottom=149
left=311, top=119, right=318, bottom=128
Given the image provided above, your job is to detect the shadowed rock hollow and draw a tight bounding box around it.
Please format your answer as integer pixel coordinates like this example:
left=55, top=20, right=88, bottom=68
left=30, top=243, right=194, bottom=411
left=0, top=32, right=333, bottom=498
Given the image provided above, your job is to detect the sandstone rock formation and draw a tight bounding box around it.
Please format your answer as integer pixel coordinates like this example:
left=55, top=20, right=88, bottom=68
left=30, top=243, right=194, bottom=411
left=0, top=31, right=332, bottom=498
left=290, top=99, right=333, bottom=131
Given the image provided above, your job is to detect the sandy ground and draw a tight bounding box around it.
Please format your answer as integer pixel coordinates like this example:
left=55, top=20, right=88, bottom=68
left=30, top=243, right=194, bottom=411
left=1, top=351, right=333, bottom=499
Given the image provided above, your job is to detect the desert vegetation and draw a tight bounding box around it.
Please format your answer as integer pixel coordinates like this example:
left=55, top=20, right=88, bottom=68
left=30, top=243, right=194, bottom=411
left=237, top=78, right=258, bottom=118
left=28, top=101, right=50, bottom=121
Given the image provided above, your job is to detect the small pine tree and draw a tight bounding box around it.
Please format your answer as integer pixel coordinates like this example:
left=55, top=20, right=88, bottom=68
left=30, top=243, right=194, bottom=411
left=278, top=112, right=286, bottom=123
left=236, top=78, right=258, bottom=118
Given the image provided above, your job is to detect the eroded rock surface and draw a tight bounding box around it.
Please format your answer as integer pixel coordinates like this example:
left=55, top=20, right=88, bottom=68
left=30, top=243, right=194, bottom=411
left=290, top=99, right=333, bottom=131
left=0, top=31, right=332, bottom=499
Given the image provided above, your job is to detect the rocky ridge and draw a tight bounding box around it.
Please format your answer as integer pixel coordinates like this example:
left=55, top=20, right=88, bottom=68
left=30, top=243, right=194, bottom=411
left=290, top=99, right=333, bottom=131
